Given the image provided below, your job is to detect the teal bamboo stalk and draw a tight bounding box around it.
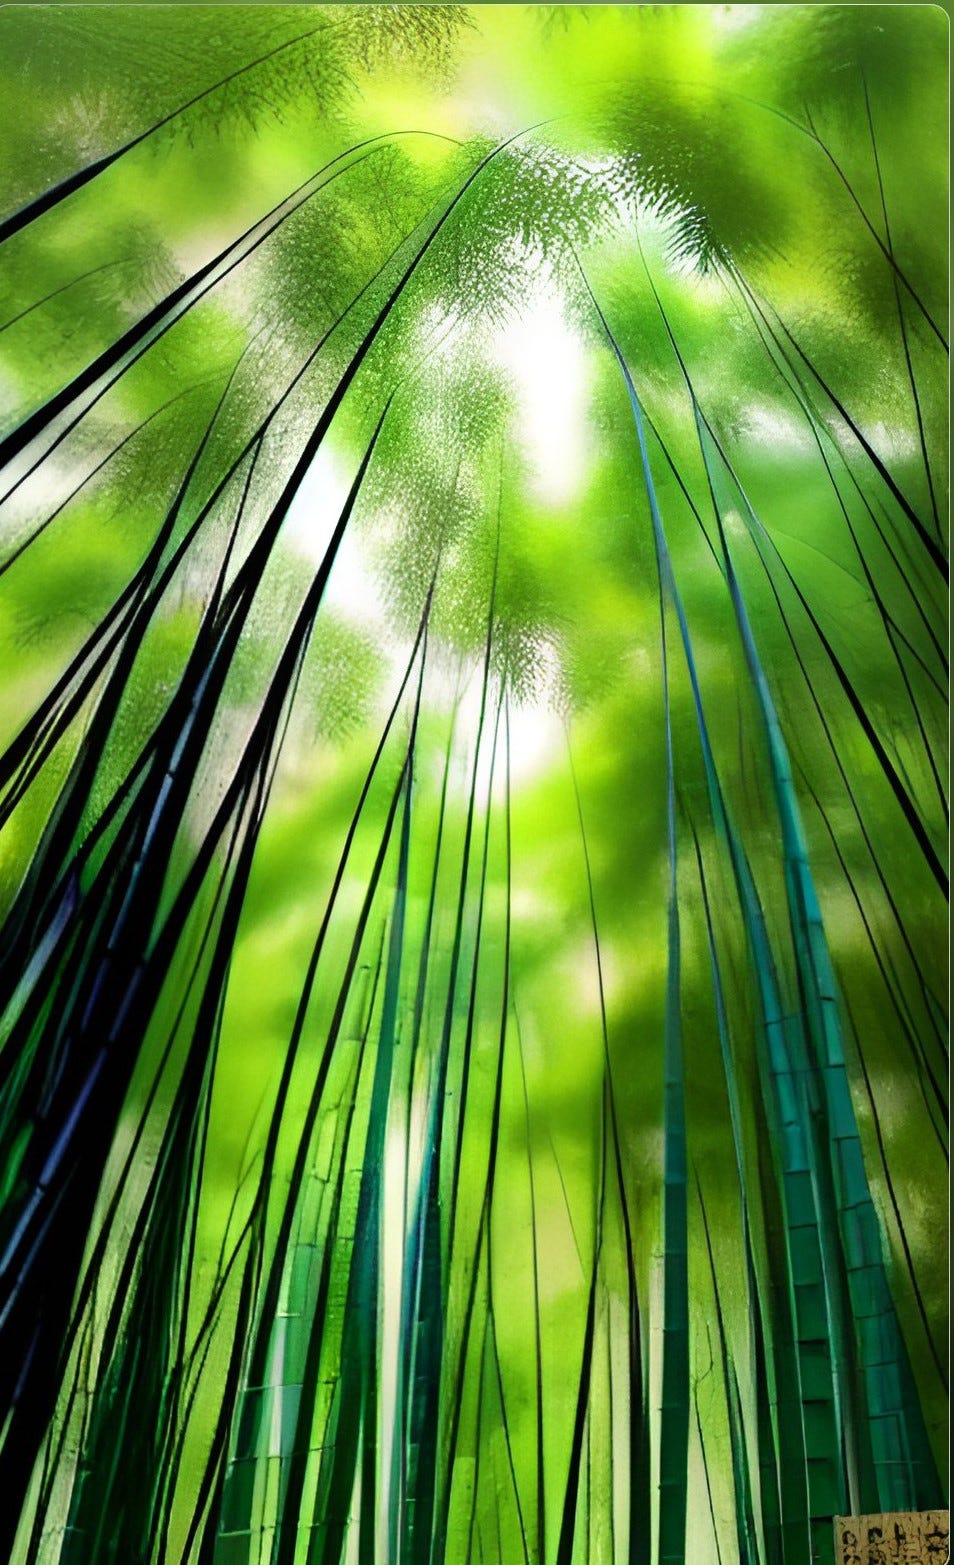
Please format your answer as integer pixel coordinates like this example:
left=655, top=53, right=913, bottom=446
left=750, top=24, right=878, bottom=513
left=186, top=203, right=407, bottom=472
left=581, top=284, right=851, bottom=1558
left=568, top=730, right=651, bottom=1565
left=693, top=409, right=943, bottom=1513
left=597, top=285, right=690, bottom=1565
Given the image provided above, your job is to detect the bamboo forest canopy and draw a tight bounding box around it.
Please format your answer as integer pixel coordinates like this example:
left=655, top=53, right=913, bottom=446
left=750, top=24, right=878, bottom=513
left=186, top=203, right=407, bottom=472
left=0, top=6, right=947, bottom=1565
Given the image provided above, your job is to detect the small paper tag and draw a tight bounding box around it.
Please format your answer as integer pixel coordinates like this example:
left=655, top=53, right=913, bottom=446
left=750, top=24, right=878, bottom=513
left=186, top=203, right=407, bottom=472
left=834, top=1512, right=950, bottom=1565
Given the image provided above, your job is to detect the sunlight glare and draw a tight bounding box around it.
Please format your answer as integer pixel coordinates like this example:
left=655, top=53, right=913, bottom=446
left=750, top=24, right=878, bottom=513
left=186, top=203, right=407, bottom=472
left=493, top=290, right=589, bottom=506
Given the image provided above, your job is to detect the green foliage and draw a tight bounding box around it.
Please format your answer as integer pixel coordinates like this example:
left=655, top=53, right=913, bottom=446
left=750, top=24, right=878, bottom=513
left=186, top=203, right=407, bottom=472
left=0, top=7, right=947, bottom=1565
